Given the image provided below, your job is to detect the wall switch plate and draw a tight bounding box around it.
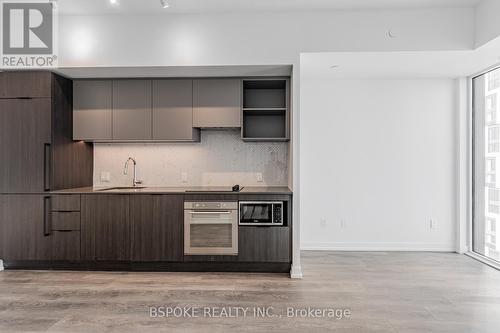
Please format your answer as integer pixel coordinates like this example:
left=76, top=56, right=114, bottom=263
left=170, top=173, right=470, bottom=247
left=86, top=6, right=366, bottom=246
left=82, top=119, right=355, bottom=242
left=181, top=172, right=188, bottom=183
left=100, top=171, right=110, bottom=182
left=257, top=173, right=263, bottom=182
left=320, top=218, right=327, bottom=227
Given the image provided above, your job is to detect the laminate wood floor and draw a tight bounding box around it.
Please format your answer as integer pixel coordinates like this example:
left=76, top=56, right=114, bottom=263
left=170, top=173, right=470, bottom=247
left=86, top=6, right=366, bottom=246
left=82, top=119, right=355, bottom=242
left=1, top=252, right=499, bottom=332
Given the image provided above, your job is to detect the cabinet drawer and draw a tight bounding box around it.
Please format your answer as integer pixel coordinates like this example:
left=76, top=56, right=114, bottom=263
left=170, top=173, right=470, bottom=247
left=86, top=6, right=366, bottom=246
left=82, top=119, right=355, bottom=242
left=52, top=231, right=81, bottom=261
left=51, top=195, right=81, bottom=211
left=52, top=211, right=81, bottom=231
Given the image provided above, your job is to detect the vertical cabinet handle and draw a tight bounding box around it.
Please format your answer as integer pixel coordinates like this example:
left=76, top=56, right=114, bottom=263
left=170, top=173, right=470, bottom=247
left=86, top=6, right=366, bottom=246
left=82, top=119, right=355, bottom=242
left=43, top=196, right=51, bottom=236
left=44, top=143, right=51, bottom=191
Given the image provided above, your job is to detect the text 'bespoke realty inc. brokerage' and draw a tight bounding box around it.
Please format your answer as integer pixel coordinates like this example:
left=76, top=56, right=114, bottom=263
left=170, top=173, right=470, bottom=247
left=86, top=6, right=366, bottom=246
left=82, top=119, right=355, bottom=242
left=149, top=306, right=352, bottom=320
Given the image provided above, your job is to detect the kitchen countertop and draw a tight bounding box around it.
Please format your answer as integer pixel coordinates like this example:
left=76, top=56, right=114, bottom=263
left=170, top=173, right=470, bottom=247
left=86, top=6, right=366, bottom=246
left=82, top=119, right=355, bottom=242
left=51, top=186, right=292, bottom=195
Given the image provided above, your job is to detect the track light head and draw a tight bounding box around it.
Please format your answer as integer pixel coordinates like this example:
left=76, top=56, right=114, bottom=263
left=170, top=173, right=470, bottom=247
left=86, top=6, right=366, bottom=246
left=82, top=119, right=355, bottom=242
left=160, top=0, right=169, bottom=8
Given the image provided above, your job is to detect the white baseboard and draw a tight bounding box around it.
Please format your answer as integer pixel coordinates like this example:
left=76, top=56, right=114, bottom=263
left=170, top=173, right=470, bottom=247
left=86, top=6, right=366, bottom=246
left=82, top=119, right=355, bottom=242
left=290, top=264, right=303, bottom=279
left=301, top=242, right=455, bottom=252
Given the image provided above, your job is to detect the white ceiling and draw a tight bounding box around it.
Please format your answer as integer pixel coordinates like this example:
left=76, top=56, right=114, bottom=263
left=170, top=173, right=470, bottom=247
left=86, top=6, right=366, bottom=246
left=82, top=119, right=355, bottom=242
left=301, top=37, right=500, bottom=80
left=57, top=0, right=483, bottom=15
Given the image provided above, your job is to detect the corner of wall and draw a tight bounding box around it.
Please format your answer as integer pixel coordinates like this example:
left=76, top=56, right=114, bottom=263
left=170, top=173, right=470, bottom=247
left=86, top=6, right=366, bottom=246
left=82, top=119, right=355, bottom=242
left=456, top=77, right=469, bottom=254
left=474, top=0, right=500, bottom=48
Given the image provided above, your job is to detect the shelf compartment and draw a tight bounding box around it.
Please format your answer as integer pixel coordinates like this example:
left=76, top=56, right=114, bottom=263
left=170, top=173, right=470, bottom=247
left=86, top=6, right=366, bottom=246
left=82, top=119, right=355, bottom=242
left=243, top=80, right=287, bottom=109
left=242, top=110, right=287, bottom=140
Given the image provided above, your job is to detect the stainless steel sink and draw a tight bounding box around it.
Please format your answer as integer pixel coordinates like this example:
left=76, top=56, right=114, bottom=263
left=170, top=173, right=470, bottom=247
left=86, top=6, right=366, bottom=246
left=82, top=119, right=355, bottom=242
left=95, top=186, right=147, bottom=192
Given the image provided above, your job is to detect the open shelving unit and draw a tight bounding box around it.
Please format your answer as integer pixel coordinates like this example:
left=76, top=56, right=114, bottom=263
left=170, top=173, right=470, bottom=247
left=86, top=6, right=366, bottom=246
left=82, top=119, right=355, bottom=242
left=241, top=79, right=290, bottom=141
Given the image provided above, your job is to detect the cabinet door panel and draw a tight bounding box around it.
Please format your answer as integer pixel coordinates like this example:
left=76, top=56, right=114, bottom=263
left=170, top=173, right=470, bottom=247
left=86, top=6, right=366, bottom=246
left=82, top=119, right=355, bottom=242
left=81, top=195, right=130, bottom=261
left=52, top=231, right=81, bottom=261
left=113, top=80, right=152, bottom=140
left=52, top=212, right=81, bottom=231
left=238, top=227, right=290, bottom=262
left=130, top=195, right=183, bottom=261
left=0, top=99, right=51, bottom=193
left=193, top=79, right=240, bottom=128
left=73, top=80, right=112, bottom=141
left=0, top=195, right=52, bottom=260
left=0, top=71, right=52, bottom=98
left=152, top=80, right=196, bottom=141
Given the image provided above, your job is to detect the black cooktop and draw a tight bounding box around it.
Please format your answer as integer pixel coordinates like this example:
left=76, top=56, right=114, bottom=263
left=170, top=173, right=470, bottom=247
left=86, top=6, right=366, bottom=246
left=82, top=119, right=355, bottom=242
left=184, top=185, right=243, bottom=193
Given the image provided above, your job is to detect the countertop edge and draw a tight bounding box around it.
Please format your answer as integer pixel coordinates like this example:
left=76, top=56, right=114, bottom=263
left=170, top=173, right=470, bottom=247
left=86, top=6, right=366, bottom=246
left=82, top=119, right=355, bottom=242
left=49, top=186, right=293, bottom=195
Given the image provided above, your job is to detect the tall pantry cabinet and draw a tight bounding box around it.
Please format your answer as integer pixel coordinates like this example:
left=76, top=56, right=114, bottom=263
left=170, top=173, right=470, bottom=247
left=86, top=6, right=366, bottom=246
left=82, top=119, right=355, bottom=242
left=0, top=71, right=93, bottom=261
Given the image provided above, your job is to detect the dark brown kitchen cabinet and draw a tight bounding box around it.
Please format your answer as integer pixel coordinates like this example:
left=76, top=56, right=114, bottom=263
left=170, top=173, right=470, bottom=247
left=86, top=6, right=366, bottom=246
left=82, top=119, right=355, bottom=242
left=238, top=227, right=290, bottom=263
left=130, top=195, right=184, bottom=261
left=0, top=71, right=93, bottom=193
left=0, top=195, right=52, bottom=260
left=51, top=231, right=81, bottom=261
left=0, top=71, right=52, bottom=98
left=0, top=98, right=51, bottom=193
left=51, top=194, right=81, bottom=212
left=51, top=212, right=81, bottom=231
left=50, top=194, right=81, bottom=261
left=81, top=195, right=130, bottom=261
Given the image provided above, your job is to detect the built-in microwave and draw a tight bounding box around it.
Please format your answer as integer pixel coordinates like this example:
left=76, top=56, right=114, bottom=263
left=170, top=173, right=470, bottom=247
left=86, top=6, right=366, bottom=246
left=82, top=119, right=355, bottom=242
left=239, top=201, right=284, bottom=226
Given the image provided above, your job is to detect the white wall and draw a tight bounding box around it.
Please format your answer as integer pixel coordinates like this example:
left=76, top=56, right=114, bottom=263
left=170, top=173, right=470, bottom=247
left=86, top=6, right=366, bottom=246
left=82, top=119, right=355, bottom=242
left=475, top=0, right=500, bottom=48
left=58, top=8, right=474, bottom=67
left=300, top=78, right=457, bottom=251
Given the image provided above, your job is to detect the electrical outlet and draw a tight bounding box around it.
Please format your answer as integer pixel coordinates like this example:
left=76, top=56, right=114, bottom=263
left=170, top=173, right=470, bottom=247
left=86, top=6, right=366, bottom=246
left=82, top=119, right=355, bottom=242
left=320, top=218, right=327, bottom=227
left=100, top=171, right=110, bottom=183
left=181, top=172, right=188, bottom=183
left=430, top=219, right=436, bottom=230
left=257, top=173, right=263, bottom=182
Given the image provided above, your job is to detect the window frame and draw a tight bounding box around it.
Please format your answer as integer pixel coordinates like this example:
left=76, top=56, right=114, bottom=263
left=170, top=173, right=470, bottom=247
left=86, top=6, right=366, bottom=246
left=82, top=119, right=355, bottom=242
left=470, top=65, right=500, bottom=269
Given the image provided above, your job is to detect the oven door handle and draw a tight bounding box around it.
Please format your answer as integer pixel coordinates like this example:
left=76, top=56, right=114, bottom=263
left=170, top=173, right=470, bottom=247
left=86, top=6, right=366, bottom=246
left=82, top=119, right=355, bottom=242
left=189, top=221, right=234, bottom=225
left=189, top=211, right=232, bottom=214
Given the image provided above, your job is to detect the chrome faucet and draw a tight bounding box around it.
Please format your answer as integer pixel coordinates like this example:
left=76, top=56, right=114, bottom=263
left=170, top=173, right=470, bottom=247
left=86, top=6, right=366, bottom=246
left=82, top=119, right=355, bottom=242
left=124, top=157, right=142, bottom=187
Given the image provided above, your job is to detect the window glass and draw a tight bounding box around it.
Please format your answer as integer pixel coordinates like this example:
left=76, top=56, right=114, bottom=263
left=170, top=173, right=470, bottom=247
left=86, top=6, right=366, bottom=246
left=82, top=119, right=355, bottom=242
left=473, top=67, right=500, bottom=262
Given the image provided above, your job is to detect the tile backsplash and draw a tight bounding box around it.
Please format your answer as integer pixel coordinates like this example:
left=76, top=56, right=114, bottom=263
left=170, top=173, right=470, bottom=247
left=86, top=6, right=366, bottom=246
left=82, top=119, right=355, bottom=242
left=93, top=130, right=289, bottom=187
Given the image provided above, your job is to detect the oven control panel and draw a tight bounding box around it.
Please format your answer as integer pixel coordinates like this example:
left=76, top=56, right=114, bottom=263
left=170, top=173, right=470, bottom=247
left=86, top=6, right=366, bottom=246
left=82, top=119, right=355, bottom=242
left=184, top=201, right=238, bottom=210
